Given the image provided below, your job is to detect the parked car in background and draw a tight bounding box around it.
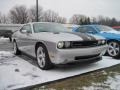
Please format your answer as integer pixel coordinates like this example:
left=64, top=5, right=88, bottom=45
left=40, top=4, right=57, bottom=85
left=0, top=24, right=23, bottom=42
left=12, top=22, right=107, bottom=70
left=112, top=26, right=120, bottom=31
left=73, top=25, right=120, bottom=58
left=0, top=30, right=13, bottom=41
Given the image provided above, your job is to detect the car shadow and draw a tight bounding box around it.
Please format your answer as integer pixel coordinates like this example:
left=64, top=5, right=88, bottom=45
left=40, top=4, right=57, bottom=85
left=17, top=52, right=38, bottom=67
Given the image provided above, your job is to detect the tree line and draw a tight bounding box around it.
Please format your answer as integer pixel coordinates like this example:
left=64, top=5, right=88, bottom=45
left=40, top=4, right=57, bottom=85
left=0, top=5, right=67, bottom=24
left=69, top=14, right=120, bottom=26
left=0, top=5, right=120, bottom=26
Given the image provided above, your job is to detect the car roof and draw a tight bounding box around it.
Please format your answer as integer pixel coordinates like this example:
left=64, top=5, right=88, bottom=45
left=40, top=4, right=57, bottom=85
left=27, top=22, right=62, bottom=25
left=80, top=24, right=104, bottom=27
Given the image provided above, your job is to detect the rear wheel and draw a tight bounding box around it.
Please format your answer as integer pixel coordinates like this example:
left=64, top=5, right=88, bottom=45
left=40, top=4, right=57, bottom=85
left=36, top=44, right=53, bottom=70
left=13, top=41, right=21, bottom=55
left=107, top=41, right=120, bottom=58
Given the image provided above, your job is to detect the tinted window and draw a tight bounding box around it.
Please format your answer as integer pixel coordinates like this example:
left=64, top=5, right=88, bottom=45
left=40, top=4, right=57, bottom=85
left=76, top=26, right=97, bottom=34
left=33, top=23, right=69, bottom=33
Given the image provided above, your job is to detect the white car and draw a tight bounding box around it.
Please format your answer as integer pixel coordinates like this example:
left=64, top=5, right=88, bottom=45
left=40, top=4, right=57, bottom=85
left=12, top=22, right=107, bottom=70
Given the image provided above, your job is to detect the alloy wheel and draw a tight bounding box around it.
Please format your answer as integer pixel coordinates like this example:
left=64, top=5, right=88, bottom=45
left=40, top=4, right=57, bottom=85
left=107, top=41, right=120, bottom=57
left=37, top=46, right=46, bottom=68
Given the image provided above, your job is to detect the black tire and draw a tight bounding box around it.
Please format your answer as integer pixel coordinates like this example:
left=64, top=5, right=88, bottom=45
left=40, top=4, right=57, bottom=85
left=107, top=41, right=120, bottom=59
left=13, top=41, right=21, bottom=55
left=36, top=43, right=53, bottom=70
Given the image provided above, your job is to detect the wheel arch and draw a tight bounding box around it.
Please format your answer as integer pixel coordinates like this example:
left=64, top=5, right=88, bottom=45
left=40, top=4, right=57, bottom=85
left=35, top=41, right=48, bottom=55
left=107, top=39, right=120, bottom=43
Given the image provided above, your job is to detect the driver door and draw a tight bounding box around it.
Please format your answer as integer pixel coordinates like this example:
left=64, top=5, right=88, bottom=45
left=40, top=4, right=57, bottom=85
left=17, top=24, right=35, bottom=56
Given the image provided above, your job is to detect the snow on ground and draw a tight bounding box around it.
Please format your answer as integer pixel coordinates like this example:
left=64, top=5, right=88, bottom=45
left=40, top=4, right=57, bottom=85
left=0, top=51, right=120, bottom=90
left=0, top=51, right=14, bottom=59
left=0, top=37, right=9, bottom=44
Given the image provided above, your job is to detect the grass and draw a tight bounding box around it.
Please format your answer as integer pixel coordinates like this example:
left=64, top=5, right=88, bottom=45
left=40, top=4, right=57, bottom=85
left=31, top=64, right=120, bottom=90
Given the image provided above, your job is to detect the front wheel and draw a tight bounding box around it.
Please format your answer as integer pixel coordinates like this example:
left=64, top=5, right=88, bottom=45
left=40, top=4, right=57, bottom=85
left=36, top=44, right=53, bottom=70
left=107, top=41, right=120, bottom=58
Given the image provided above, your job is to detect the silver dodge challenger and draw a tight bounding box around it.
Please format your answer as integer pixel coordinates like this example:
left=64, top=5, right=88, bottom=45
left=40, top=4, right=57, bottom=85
left=12, top=22, right=107, bottom=70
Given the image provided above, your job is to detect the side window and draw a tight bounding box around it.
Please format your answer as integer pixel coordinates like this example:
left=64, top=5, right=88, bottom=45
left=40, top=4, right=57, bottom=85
left=86, top=26, right=97, bottom=34
left=20, top=25, right=32, bottom=33
left=76, top=27, right=88, bottom=33
left=33, top=23, right=47, bottom=33
left=76, top=26, right=97, bottom=34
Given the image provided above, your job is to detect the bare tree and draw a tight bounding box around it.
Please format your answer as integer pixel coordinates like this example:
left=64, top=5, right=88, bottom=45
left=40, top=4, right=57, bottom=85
left=42, top=10, right=67, bottom=23
left=9, top=5, right=29, bottom=24
left=0, top=12, right=9, bottom=24
left=56, top=17, right=66, bottom=24
left=69, top=14, right=86, bottom=25
left=69, top=14, right=92, bottom=25
left=42, top=10, right=59, bottom=22
left=29, top=5, right=43, bottom=22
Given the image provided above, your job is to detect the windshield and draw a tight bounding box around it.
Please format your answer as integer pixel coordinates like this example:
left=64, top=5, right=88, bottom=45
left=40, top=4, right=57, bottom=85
left=96, top=25, right=116, bottom=32
left=33, top=23, right=69, bottom=33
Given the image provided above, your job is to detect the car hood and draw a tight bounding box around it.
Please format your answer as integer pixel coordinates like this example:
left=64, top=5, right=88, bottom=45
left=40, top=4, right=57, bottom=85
left=33, top=32, right=104, bottom=43
left=101, top=30, right=120, bottom=34
left=99, top=31, right=120, bottom=40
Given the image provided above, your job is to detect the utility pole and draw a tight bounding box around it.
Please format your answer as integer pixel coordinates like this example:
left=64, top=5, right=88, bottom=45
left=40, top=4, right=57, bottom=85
left=36, top=0, right=39, bottom=22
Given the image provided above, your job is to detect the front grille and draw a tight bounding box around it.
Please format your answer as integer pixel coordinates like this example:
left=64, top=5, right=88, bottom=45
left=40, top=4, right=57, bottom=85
left=71, top=41, right=98, bottom=48
left=75, top=54, right=100, bottom=60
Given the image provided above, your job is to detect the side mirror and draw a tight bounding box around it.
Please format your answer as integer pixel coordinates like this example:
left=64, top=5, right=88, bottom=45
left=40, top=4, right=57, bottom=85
left=21, top=30, right=27, bottom=34
left=21, top=30, right=31, bottom=34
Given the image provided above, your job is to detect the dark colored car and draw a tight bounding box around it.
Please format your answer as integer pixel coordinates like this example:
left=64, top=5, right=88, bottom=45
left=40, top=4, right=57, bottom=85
left=0, top=30, right=13, bottom=41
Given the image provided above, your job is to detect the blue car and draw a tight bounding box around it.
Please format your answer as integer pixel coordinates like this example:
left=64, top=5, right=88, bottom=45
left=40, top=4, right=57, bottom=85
left=73, top=25, right=120, bottom=58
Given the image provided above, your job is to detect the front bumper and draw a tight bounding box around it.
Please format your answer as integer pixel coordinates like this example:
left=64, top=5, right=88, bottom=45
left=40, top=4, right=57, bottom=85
left=50, top=45, right=107, bottom=64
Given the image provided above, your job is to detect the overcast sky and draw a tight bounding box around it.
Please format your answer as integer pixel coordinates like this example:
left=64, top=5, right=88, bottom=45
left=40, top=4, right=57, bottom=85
left=0, top=0, right=120, bottom=20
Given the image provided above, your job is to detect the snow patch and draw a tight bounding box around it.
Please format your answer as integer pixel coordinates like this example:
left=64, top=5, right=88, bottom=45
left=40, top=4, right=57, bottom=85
left=0, top=51, right=120, bottom=90
left=0, top=37, right=9, bottom=44
left=0, top=51, right=14, bottom=59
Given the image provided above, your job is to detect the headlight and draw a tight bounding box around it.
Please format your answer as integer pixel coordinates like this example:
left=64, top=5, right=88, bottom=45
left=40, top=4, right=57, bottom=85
left=64, top=41, right=71, bottom=48
left=98, top=40, right=106, bottom=45
left=101, top=40, right=106, bottom=44
left=57, top=41, right=64, bottom=48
